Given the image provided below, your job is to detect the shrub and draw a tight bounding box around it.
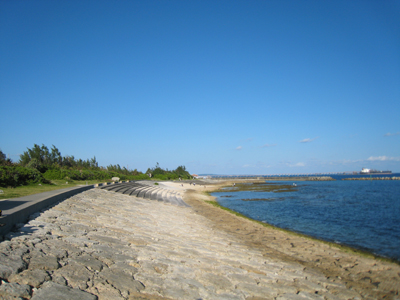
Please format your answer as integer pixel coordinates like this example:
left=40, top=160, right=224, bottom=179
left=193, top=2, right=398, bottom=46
left=0, top=166, right=46, bottom=187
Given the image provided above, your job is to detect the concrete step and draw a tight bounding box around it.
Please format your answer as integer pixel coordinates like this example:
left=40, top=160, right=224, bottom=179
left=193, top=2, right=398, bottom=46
left=98, top=182, right=189, bottom=207
left=127, top=186, right=145, bottom=196
left=129, top=186, right=149, bottom=197
left=150, top=187, right=165, bottom=200
left=121, top=184, right=142, bottom=195
left=157, top=189, right=166, bottom=202
left=101, top=184, right=127, bottom=192
left=142, top=187, right=159, bottom=199
left=137, top=186, right=154, bottom=198
left=168, top=191, right=180, bottom=205
left=149, top=188, right=161, bottom=200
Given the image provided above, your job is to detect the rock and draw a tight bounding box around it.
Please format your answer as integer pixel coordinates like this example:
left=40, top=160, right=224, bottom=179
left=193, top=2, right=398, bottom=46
left=87, top=282, right=125, bottom=300
left=98, top=268, right=145, bottom=297
left=90, top=248, right=135, bottom=266
left=28, top=255, right=60, bottom=271
left=109, top=261, right=138, bottom=276
left=198, top=273, right=233, bottom=292
left=44, top=239, right=84, bottom=257
left=8, top=269, right=51, bottom=288
left=52, top=262, right=93, bottom=290
left=88, top=234, right=128, bottom=247
left=0, top=281, right=31, bottom=299
left=52, top=275, right=68, bottom=286
left=31, top=281, right=97, bottom=300
left=72, top=255, right=105, bottom=272
left=0, top=253, right=27, bottom=280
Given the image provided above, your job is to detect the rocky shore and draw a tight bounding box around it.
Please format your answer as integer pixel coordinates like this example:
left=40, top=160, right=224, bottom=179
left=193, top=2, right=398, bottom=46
left=0, top=181, right=399, bottom=299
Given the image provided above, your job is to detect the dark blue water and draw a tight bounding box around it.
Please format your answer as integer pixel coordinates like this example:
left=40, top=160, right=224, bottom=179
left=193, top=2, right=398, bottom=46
left=212, top=180, right=400, bottom=261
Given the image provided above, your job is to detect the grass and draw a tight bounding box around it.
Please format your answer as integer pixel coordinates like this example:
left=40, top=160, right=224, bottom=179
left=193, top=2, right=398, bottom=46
left=0, top=179, right=107, bottom=200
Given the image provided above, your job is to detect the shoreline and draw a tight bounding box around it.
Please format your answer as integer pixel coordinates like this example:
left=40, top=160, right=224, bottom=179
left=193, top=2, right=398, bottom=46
left=167, top=179, right=400, bottom=298
left=201, top=180, right=399, bottom=264
left=207, top=195, right=398, bottom=264
left=0, top=179, right=399, bottom=299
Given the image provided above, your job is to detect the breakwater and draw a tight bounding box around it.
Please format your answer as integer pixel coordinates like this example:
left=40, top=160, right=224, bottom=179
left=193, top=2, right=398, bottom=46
left=265, top=176, right=334, bottom=181
left=342, top=176, right=400, bottom=180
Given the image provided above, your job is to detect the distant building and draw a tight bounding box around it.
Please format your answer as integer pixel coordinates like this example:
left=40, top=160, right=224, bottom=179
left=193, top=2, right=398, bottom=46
left=192, top=174, right=211, bottom=179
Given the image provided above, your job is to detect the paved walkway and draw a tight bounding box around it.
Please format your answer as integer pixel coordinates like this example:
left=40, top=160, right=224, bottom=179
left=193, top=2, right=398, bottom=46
left=0, top=186, right=91, bottom=215
left=0, top=185, right=94, bottom=236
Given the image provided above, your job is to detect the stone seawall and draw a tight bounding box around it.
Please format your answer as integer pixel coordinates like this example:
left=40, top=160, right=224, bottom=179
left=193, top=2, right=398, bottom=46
left=0, top=182, right=399, bottom=299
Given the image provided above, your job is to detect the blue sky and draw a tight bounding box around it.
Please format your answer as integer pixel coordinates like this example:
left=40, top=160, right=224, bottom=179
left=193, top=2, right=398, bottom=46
left=1, top=0, right=399, bottom=175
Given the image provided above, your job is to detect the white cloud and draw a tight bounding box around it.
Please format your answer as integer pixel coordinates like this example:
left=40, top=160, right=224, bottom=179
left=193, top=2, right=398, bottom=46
left=280, top=161, right=306, bottom=167
left=367, top=156, right=400, bottom=161
left=261, top=143, right=277, bottom=148
left=328, top=159, right=360, bottom=165
left=299, top=137, right=319, bottom=143
left=384, top=132, right=400, bottom=137
left=236, top=146, right=242, bottom=150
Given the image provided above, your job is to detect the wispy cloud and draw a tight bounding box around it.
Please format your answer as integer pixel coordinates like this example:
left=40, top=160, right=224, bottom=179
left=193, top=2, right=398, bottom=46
left=239, top=137, right=254, bottom=143
left=367, top=156, right=400, bottom=161
left=261, top=143, right=277, bottom=148
left=236, top=146, right=242, bottom=151
left=384, top=132, right=400, bottom=137
left=299, top=137, right=319, bottom=143
left=241, top=162, right=271, bottom=169
left=328, top=159, right=361, bottom=165
left=280, top=161, right=306, bottom=167
left=292, top=162, right=305, bottom=167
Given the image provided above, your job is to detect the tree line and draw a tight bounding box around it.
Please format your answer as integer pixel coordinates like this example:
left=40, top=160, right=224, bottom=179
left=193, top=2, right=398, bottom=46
left=0, top=144, right=192, bottom=187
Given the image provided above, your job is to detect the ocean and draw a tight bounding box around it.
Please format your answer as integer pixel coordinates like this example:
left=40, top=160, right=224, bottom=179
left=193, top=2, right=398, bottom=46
left=212, top=177, right=400, bottom=262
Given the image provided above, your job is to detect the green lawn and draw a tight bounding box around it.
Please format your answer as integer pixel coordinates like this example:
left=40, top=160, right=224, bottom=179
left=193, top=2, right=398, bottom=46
left=0, top=179, right=107, bottom=200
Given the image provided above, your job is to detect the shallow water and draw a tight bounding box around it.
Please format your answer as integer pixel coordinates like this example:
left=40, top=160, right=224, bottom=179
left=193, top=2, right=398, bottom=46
left=212, top=180, right=400, bottom=261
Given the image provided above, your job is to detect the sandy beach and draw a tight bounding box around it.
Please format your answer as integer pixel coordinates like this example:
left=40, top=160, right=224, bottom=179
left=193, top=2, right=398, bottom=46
left=0, top=180, right=399, bottom=299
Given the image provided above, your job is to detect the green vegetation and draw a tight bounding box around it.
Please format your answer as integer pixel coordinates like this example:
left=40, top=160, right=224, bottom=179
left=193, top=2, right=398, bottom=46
left=145, top=162, right=192, bottom=180
left=0, top=179, right=102, bottom=200
left=0, top=145, right=192, bottom=190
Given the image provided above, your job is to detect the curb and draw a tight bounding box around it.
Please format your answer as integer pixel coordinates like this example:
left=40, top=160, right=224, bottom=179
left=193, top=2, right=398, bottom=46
left=0, top=185, right=95, bottom=237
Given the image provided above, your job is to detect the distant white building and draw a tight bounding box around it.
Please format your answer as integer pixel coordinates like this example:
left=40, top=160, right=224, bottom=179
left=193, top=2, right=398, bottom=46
left=192, top=174, right=210, bottom=179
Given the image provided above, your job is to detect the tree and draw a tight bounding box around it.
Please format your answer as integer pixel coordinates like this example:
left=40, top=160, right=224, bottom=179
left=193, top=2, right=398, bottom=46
left=20, top=144, right=50, bottom=166
left=62, top=155, right=76, bottom=168
left=50, top=145, right=62, bottom=166
left=0, top=149, right=6, bottom=164
left=90, top=156, right=98, bottom=169
left=0, top=149, right=12, bottom=166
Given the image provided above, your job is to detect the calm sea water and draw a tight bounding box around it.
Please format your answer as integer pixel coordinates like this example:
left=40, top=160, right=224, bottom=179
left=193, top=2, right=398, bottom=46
left=212, top=179, right=400, bottom=261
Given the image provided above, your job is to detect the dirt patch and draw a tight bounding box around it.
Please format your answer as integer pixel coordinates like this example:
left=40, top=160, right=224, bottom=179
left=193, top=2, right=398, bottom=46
left=182, top=180, right=400, bottom=299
